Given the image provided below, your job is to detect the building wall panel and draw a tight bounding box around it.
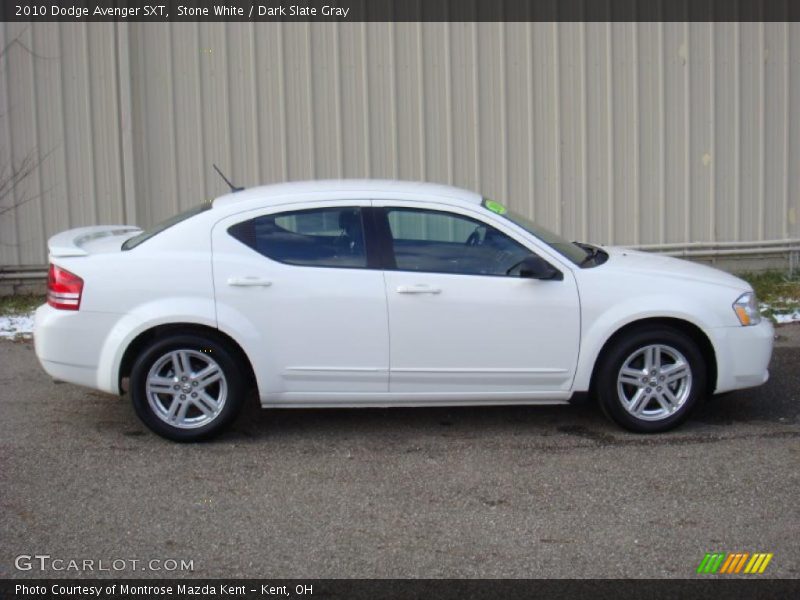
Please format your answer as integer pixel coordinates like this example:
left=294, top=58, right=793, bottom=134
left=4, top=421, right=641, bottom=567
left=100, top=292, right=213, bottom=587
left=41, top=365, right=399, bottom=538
left=790, top=22, right=800, bottom=239
left=0, top=21, right=798, bottom=269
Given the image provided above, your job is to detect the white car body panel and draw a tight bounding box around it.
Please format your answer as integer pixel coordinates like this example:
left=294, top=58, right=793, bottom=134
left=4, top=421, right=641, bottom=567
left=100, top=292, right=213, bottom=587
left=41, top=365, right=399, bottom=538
left=383, top=269, right=579, bottom=394
left=212, top=199, right=390, bottom=398
left=32, top=179, right=773, bottom=414
left=370, top=198, right=580, bottom=395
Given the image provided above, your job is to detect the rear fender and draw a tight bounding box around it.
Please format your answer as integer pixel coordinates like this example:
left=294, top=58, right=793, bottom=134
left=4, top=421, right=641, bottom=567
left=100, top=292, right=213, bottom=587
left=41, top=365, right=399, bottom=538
left=96, top=298, right=217, bottom=394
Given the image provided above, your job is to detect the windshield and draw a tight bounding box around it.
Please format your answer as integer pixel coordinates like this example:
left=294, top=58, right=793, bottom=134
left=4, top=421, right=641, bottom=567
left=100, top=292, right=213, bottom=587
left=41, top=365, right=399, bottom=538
left=122, top=203, right=211, bottom=250
left=482, top=198, right=589, bottom=265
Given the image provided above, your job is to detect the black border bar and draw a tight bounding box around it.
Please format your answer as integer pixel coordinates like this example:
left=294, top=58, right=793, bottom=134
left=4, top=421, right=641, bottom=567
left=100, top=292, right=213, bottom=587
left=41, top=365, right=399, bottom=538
left=3, top=579, right=800, bottom=600
left=3, top=0, right=800, bottom=22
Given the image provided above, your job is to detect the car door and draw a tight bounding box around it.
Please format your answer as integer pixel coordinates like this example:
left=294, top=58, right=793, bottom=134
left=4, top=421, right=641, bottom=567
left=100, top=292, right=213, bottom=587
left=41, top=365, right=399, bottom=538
left=211, top=200, right=389, bottom=400
left=375, top=202, right=580, bottom=397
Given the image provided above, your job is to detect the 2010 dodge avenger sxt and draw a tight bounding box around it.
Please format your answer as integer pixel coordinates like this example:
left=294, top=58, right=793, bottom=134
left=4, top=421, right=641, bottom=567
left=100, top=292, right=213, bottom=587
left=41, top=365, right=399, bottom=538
left=34, top=180, right=773, bottom=441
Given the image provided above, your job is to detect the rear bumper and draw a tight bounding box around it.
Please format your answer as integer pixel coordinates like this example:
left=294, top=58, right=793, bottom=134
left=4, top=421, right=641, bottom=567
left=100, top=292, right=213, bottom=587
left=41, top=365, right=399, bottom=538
left=711, top=319, right=774, bottom=394
left=34, top=304, right=119, bottom=393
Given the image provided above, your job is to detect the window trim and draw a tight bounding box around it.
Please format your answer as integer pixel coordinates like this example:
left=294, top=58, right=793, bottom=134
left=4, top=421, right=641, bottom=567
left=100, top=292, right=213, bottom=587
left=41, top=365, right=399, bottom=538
left=366, top=206, right=397, bottom=270
left=373, top=206, right=558, bottom=279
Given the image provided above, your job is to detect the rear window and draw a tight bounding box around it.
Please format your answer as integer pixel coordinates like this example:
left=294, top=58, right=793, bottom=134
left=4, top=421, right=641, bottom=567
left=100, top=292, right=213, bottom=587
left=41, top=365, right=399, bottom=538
left=122, top=203, right=211, bottom=250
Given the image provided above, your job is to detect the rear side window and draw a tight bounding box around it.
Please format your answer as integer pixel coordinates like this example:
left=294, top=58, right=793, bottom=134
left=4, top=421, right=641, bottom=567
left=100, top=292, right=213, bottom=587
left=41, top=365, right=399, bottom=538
left=122, top=203, right=211, bottom=250
left=228, top=206, right=367, bottom=268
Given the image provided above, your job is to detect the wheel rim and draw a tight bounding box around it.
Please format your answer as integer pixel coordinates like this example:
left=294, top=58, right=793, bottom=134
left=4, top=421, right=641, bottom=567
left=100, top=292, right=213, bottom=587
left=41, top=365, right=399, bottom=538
left=616, top=344, right=693, bottom=422
left=145, top=349, right=228, bottom=429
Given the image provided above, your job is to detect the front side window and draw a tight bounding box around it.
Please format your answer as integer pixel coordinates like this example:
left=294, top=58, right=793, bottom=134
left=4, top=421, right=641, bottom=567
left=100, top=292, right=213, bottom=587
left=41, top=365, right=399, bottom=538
left=386, top=208, right=530, bottom=276
left=228, top=206, right=367, bottom=268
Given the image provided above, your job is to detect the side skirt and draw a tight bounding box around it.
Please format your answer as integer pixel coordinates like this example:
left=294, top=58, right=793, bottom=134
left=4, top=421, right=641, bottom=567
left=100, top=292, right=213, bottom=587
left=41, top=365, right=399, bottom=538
left=259, top=391, right=573, bottom=409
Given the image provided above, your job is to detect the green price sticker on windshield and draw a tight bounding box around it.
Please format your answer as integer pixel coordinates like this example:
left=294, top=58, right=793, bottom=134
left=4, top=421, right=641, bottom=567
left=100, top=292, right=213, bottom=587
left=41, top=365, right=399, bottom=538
left=484, top=199, right=507, bottom=215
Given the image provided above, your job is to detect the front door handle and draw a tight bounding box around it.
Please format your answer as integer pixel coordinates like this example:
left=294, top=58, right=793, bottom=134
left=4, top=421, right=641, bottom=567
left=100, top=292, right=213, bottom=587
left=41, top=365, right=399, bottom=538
left=396, top=284, right=442, bottom=295
left=227, top=276, right=272, bottom=287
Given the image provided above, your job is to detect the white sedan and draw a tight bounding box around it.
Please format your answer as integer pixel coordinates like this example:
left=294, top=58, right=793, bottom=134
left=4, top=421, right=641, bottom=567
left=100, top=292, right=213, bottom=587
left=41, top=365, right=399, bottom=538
left=34, top=180, right=773, bottom=441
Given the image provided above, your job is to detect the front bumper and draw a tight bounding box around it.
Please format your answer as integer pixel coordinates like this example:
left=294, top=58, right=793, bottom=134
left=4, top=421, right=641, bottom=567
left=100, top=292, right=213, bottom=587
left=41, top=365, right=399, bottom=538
left=710, top=319, right=774, bottom=394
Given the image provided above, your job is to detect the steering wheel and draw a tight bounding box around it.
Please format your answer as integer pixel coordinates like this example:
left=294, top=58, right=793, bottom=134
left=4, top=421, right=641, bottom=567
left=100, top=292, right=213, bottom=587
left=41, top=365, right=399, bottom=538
left=334, top=229, right=358, bottom=255
left=465, top=228, right=482, bottom=247
left=505, top=255, right=525, bottom=276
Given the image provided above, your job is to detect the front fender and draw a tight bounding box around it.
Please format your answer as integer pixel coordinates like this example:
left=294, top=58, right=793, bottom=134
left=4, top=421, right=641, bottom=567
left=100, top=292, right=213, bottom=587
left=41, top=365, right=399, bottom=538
left=572, top=294, right=720, bottom=392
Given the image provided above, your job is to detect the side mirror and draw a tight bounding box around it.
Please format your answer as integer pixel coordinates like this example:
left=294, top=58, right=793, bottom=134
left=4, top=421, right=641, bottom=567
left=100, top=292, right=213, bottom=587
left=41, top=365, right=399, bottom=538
left=517, top=254, right=563, bottom=281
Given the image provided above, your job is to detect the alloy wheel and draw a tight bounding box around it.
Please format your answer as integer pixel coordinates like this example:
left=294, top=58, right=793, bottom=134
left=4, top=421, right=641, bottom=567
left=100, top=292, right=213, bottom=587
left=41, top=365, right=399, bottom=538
left=145, top=349, right=228, bottom=429
left=616, top=344, right=693, bottom=422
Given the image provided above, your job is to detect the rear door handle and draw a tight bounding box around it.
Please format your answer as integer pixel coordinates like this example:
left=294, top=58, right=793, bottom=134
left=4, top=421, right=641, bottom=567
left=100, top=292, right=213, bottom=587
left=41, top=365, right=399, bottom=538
left=396, top=284, right=441, bottom=295
left=227, top=276, right=272, bottom=287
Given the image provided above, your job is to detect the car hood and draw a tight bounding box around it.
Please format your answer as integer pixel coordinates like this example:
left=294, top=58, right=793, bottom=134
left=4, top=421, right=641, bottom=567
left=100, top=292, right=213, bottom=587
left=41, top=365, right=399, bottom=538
left=600, top=246, right=749, bottom=291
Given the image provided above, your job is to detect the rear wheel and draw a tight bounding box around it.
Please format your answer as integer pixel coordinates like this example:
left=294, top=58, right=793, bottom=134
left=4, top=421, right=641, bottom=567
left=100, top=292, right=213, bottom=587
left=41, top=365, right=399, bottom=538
left=130, top=334, right=247, bottom=442
left=596, top=327, right=706, bottom=433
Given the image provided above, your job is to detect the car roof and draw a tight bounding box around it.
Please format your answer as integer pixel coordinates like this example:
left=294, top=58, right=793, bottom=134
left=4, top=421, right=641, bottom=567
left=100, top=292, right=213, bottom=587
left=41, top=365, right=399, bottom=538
left=212, top=179, right=483, bottom=211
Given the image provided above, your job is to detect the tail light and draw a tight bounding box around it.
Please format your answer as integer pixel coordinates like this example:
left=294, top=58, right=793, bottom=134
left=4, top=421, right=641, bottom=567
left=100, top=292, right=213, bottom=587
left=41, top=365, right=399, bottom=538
left=47, top=264, right=84, bottom=310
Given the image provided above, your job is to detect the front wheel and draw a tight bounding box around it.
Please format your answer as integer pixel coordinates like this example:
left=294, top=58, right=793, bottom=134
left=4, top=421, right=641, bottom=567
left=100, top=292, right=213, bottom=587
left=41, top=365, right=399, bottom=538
left=595, top=327, right=707, bottom=433
left=130, top=334, right=247, bottom=442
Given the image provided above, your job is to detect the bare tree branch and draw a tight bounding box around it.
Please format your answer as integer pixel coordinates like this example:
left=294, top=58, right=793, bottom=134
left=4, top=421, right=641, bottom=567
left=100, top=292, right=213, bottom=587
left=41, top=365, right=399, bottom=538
left=0, top=153, right=37, bottom=209
left=0, top=26, right=58, bottom=61
left=0, top=147, right=56, bottom=218
left=0, top=26, right=58, bottom=250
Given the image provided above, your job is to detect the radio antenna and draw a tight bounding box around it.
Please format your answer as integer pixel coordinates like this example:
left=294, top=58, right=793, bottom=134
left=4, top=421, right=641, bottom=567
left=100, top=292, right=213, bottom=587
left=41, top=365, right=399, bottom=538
left=212, top=164, right=244, bottom=193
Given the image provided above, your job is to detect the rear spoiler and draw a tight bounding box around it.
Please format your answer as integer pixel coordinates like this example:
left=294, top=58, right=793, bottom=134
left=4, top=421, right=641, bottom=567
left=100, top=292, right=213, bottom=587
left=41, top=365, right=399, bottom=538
left=48, top=226, right=142, bottom=257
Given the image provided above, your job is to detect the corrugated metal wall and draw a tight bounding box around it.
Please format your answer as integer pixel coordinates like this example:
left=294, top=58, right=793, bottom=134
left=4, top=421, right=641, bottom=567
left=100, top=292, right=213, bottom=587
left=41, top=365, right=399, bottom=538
left=1, top=21, right=799, bottom=269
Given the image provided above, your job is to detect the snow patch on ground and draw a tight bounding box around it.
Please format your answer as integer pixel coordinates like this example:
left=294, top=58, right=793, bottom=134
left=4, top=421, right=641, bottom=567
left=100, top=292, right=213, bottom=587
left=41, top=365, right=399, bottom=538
left=0, top=301, right=798, bottom=342
left=0, top=313, right=35, bottom=339
left=773, top=310, right=800, bottom=324
left=761, top=301, right=800, bottom=325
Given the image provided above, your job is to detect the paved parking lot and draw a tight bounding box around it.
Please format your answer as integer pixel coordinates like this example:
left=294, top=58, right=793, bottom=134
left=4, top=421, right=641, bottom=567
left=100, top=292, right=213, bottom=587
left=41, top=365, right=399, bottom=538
left=1, top=330, right=799, bottom=579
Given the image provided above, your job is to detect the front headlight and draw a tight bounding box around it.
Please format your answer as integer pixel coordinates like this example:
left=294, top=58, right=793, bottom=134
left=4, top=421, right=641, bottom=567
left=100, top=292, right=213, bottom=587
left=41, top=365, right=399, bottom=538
left=733, top=292, right=761, bottom=326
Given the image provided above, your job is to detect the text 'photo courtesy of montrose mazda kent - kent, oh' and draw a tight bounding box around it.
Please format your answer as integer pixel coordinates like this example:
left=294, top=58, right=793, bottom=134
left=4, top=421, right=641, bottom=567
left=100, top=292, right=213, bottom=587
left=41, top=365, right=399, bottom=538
left=33, top=179, right=773, bottom=442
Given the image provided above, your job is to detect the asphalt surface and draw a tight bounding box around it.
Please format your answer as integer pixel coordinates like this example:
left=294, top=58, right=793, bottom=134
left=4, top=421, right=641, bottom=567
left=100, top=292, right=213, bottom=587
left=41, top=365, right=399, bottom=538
left=1, top=328, right=799, bottom=579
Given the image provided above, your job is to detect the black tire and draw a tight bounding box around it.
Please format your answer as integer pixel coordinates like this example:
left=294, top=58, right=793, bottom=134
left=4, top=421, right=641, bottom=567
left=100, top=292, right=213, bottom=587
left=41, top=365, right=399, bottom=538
left=595, top=327, right=707, bottom=433
left=130, top=333, right=247, bottom=442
